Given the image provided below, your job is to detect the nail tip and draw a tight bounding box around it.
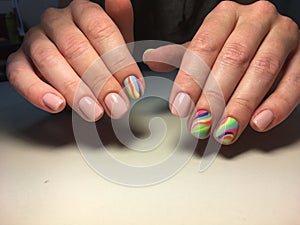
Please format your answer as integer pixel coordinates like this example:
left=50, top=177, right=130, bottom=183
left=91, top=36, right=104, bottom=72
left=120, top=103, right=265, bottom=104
left=215, top=117, right=239, bottom=145
left=79, top=96, right=103, bottom=121
left=124, top=75, right=145, bottom=100
left=190, top=110, right=212, bottom=139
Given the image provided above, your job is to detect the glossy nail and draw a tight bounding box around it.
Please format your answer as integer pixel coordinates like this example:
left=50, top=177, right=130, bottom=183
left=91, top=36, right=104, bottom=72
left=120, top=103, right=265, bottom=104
left=43, top=93, right=64, bottom=111
left=79, top=96, right=103, bottom=121
left=215, top=117, right=239, bottom=145
left=105, top=93, right=129, bottom=119
left=171, top=92, right=193, bottom=117
left=123, top=75, right=144, bottom=99
left=142, top=48, right=154, bottom=63
left=190, top=110, right=212, bottom=139
left=253, top=110, right=273, bottom=131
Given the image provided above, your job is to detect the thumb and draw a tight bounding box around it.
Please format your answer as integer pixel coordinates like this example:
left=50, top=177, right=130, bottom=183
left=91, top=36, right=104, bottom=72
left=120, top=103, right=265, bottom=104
left=143, top=42, right=190, bottom=72
left=105, top=0, right=134, bottom=43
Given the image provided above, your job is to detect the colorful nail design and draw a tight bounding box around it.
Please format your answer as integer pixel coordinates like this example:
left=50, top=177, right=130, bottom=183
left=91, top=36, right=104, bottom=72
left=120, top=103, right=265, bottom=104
left=190, top=110, right=212, bottom=139
left=215, top=117, right=239, bottom=145
left=123, top=75, right=144, bottom=99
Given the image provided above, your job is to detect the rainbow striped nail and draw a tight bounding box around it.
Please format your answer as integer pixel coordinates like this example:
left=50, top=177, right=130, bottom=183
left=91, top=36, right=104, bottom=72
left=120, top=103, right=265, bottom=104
left=190, top=110, right=212, bottom=139
left=215, top=117, right=239, bottom=145
left=123, top=75, right=144, bottom=99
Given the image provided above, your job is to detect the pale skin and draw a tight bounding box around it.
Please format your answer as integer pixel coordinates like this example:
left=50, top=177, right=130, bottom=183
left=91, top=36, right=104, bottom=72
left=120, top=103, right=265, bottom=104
left=6, top=0, right=300, bottom=145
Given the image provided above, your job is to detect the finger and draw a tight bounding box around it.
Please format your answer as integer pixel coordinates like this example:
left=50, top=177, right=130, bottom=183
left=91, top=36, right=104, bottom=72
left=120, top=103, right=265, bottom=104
left=71, top=1, right=144, bottom=99
left=40, top=7, right=129, bottom=118
left=143, top=42, right=190, bottom=72
left=169, top=1, right=238, bottom=117
left=6, top=49, right=66, bottom=113
left=22, top=27, right=104, bottom=122
left=251, top=34, right=300, bottom=132
left=213, top=15, right=299, bottom=145
left=190, top=2, right=278, bottom=143
left=105, top=0, right=134, bottom=43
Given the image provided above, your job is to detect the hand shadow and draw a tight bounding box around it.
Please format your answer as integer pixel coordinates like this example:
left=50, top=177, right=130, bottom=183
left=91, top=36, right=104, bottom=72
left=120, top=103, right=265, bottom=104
left=13, top=109, right=124, bottom=149
left=8, top=91, right=299, bottom=157
left=194, top=108, right=300, bottom=159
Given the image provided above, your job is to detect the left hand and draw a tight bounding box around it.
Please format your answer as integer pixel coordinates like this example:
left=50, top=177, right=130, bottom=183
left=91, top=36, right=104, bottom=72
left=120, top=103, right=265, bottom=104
left=144, top=1, right=300, bottom=145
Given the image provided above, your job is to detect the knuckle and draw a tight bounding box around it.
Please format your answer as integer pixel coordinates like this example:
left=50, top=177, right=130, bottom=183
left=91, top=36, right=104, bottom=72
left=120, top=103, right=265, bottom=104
left=78, top=0, right=101, bottom=11
left=279, top=16, right=299, bottom=35
left=86, top=18, right=116, bottom=42
left=273, top=92, right=294, bottom=113
left=191, top=32, right=219, bottom=54
left=61, top=79, right=79, bottom=97
left=60, top=35, right=90, bottom=61
left=23, top=27, right=39, bottom=42
left=75, top=2, right=116, bottom=43
left=215, top=1, right=237, bottom=12
left=286, top=72, right=300, bottom=96
left=252, top=54, right=281, bottom=78
left=29, top=41, right=58, bottom=68
left=231, top=97, right=253, bottom=114
left=88, top=74, right=110, bottom=95
left=203, top=88, right=226, bottom=106
left=107, top=53, right=132, bottom=74
left=220, top=43, right=251, bottom=67
left=253, top=1, right=277, bottom=16
left=41, top=7, right=60, bottom=24
left=6, top=58, right=21, bottom=83
left=25, top=81, right=41, bottom=99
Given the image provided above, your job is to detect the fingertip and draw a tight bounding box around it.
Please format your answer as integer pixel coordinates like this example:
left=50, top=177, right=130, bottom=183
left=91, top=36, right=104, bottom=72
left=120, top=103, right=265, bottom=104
left=142, top=47, right=179, bottom=72
left=251, top=109, right=274, bottom=132
left=214, top=117, right=239, bottom=145
left=142, top=48, right=155, bottom=64
left=78, top=96, right=104, bottom=122
left=42, top=92, right=66, bottom=113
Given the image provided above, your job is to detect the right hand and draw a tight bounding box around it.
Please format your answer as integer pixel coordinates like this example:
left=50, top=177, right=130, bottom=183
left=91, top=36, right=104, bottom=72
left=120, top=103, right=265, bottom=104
left=6, top=0, right=145, bottom=122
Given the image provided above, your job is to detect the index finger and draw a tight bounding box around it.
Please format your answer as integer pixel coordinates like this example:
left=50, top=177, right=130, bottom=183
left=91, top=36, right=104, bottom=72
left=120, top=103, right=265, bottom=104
left=71, top=1, right=144, bottom=99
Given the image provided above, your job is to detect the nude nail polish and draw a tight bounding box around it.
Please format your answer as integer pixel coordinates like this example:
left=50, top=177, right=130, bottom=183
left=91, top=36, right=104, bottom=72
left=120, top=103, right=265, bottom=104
left=79, top=96, right=103, bottom=121
left=105, top=93, right=129, bottom=119
left=253, top=110, right=273, bottom=131
left=171, top=92, right=193, bottom=117
left=142, top=48, right=154, bottom=63
left=42, top=93, right=64, bottom=111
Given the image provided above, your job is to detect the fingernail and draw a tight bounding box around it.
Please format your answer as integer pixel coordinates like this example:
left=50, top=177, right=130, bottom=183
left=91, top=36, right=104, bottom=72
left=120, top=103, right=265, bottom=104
left=43, top=93, right=64, bottom=111
left=215, top=117, right=239, bottom=145
left=105, top=93, right=129, bottom=119
left=143, top=48, right=154, bottom=63
left=190, top=110, right=212, bottom=139
left=79, top=96, right=103, bottom=121
left=253, top=110, right=273, bottom=131
left=123, top=75, right=144, bottom=99
left=171, top=92, right=193, bottom=117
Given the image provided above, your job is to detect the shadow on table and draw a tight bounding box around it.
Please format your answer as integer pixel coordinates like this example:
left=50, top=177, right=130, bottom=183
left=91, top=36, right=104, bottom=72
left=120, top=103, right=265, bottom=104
left=194, top=108, right=300, bottom=159
left=7, top=94, right=299, bottom=158
left=13, top=110, right=125, bottom=148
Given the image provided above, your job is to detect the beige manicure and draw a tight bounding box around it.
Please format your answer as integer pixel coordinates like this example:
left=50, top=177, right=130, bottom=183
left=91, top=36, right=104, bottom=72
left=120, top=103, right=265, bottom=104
left=79, top=96, right=103, bottom=121
left=253, top=109, right=274, bottom=131
left=43, top=93, right=64, bottom=111
left=105, top=93, right=129, bottom=119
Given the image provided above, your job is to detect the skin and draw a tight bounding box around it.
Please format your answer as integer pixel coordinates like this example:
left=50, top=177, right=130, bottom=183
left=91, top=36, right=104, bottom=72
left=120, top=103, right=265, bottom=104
left=6, top=0, right=300, bottom=144
left=144, top=1, right=300, bottom=144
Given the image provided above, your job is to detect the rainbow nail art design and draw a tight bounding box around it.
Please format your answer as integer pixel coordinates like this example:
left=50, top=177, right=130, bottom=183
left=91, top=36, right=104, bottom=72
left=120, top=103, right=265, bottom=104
left=123, top=75, right=144, bottom=99
left=215, top=117, right=239, bottom=145
left=190, top=110, right=212, bottom=139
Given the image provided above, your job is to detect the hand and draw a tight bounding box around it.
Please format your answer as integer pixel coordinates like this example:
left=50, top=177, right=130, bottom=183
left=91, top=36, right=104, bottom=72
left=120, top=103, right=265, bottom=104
left=6, top=0, right=144, bottom=122
left=144, top=1, right=300, bottom=145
